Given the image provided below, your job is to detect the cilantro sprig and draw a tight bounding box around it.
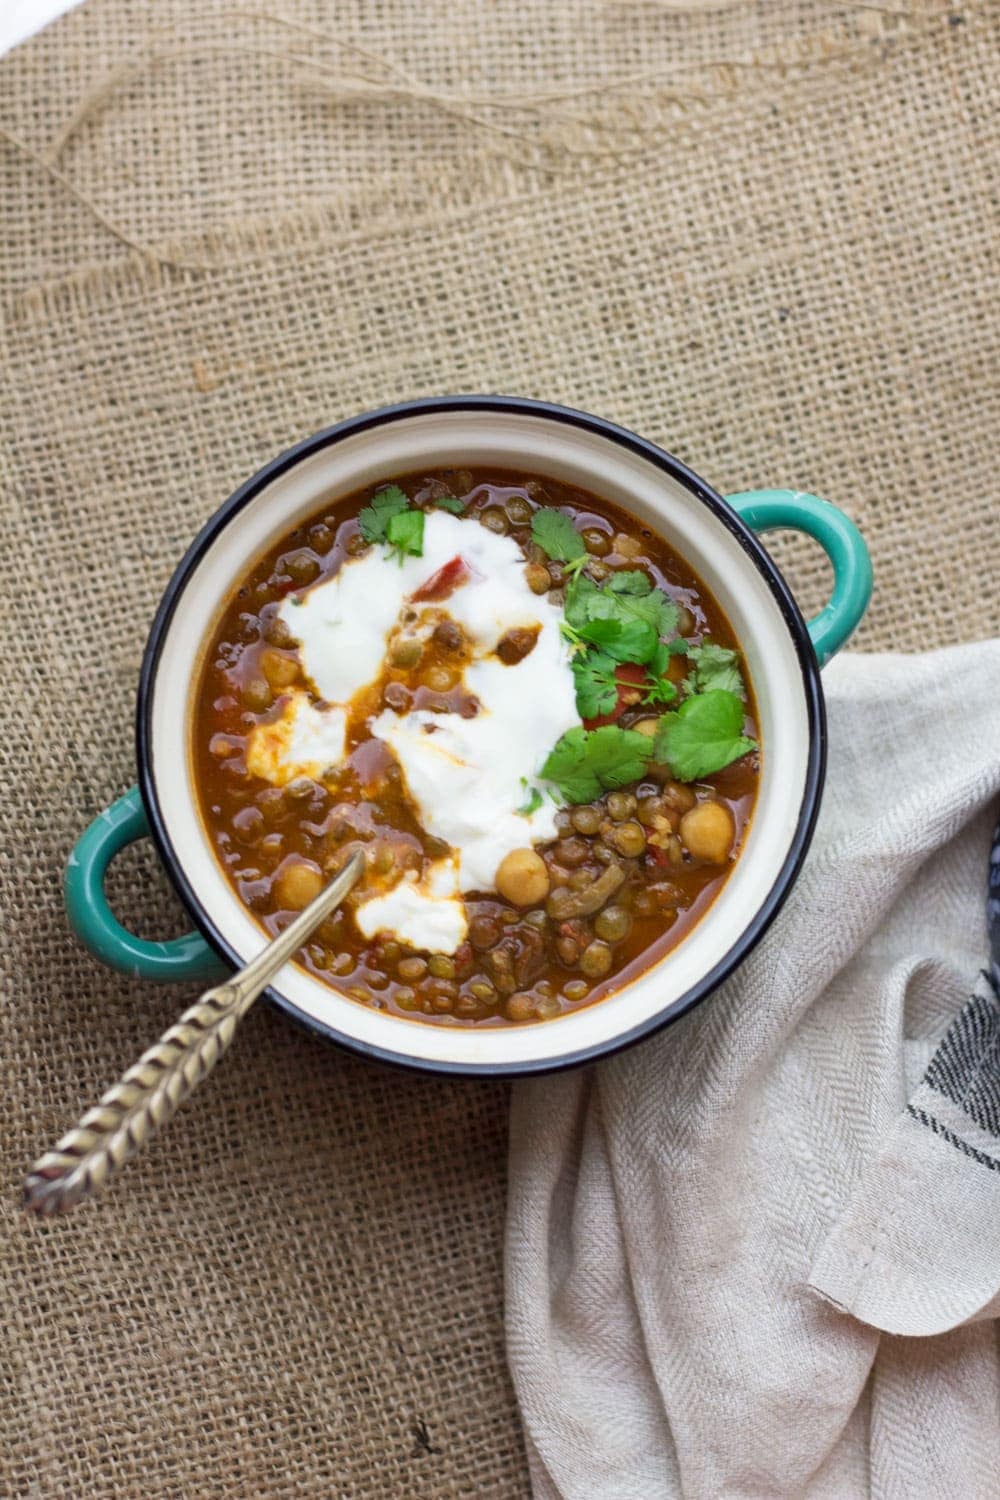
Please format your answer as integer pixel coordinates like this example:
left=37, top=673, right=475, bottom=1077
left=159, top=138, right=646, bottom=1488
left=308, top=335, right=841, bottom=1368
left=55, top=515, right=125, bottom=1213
left=541, top=725, right=653, bottom=804
left=358, top=485, right=410, bottom=544
left=358, top=482, right=445, bottom=560
left=562, top=568, right=679, bottom=669
left=653, top=690, right=757, bottom=781
left=571, top=652, right=620, bottom=719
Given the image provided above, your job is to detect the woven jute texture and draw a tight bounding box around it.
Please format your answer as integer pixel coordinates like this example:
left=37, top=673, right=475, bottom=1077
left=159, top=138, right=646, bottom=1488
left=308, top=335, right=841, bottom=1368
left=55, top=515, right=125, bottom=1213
left=1, top=2, right=998, bottom=1497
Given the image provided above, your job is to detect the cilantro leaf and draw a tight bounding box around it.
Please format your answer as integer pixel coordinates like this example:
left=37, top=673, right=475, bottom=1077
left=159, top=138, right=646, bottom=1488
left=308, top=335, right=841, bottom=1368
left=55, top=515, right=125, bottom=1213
left=686, top=642, right=746, bottom=698
left=564, top=570, right=597, bottom=629
left=575, top=598, right=659, bottom=663
left=358, top=484, right=409, bottom=544
left=386, top=508, right=425, bottom=559
left=606, top=569, right=652, bottom=596
left=518, top=786, right=544, bottom=816
left=639, top=640, right=678, bottom=707
left=571, top=651, right=620, bottom=718
left=433, top=495, right=465, bottom=514
left=531, top=508, right=587, bottom=562
left=541, top=725, right=653, bottom=804
left=614, top=586, right=678, bottom=639
left=653, top=690, right=757, bottom=782
left=644, top=675, right=677, bottom=707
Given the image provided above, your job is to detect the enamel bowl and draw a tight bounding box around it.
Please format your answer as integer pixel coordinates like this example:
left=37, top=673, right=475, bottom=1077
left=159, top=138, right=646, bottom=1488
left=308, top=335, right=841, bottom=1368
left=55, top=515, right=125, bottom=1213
left=66, top=397, right=871, bottom=1075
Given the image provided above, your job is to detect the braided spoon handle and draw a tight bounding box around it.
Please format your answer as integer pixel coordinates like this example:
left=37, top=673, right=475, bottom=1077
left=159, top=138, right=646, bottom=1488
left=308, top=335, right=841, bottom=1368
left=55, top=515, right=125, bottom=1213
left=25, top=851, right=365, bottom=1214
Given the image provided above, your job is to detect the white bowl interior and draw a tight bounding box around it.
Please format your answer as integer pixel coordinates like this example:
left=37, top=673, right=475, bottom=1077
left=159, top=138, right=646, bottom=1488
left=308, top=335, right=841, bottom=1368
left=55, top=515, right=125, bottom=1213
left=150, top=408, right=812, bottom=1067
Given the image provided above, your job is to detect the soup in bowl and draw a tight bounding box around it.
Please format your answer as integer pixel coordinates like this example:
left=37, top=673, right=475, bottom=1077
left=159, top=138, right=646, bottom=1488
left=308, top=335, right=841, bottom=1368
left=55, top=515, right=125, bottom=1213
left=65, top=397, right=871, bottom=1074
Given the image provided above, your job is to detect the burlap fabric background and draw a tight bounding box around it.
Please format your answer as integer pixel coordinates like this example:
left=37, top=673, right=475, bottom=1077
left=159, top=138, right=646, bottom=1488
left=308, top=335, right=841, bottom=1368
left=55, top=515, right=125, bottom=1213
left=2, top=3, right=997, bottom=1496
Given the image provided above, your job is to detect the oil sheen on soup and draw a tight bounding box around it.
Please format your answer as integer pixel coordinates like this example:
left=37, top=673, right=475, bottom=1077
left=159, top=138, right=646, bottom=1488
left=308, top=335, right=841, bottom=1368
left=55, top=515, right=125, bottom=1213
left=193, top=469, right=760, bottom=1026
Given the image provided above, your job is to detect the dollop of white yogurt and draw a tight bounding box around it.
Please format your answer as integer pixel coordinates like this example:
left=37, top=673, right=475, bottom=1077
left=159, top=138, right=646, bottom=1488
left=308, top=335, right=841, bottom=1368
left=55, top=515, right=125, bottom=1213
left=353, top=860, right=467, bottom=952
left=245, top=510, right=581, bottom=951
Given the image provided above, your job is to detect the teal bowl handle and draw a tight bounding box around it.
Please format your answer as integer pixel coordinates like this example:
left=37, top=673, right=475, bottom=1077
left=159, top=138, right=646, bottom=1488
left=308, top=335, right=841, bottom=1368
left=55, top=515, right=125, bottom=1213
left=726, top=489, right=872, bottom=666
left=65, top=786, right=227, bottom=982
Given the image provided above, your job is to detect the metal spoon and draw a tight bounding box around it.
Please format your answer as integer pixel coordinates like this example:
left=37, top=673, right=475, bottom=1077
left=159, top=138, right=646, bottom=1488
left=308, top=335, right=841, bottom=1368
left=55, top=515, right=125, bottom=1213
left=24, top=851, right=365, bottom=1215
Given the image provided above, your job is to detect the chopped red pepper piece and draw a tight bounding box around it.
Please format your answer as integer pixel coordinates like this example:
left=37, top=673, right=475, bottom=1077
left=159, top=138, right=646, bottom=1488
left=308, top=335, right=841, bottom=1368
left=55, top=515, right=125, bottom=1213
left=411, top=555, right=470, bottom=602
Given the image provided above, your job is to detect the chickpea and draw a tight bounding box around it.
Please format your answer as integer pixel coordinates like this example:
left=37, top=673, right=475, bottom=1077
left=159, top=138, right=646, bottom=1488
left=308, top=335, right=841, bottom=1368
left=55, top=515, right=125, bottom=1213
left=579, top=940, right=613, bottom=978
left=523, top=909, right=548, bottom=931
left=346, top=533, right=368, bottom=556
left=260, top=648, right=299, bottom=689
left=394, top=986, right=418, bottom=1010
left=469, top=979, right=496, bottom=1002
left=309, top=523, right=333, bottom=551
left=273, top=858, right=323, bottom=911
left=581, top=526, right=611, bottom=556
left=570, top=805, right=601, bottom=835
left=390, top=636, right=423, bottom=669
left=535, top=996, right=561, bottom=1020
left=241, top=676, right=272, bottom=712
left=608, top=820, right=646, bottom=858
left=480, top=507, right=509, bottom=535
left=680, top=801, right=735, bottom=864
left=525, top=563, right=552, bottom=595
left=563, top=979, right=590, bottom=1002
left=607, top=791, right=637, bottom=821
left=613, top=532, right=644, bottom=559
left=428, top=954, right=456, bottom=979
left=506, top=495, right=533, bottom=525
left=495, top=848, right=550, bottom=907
left=505, top=992, right=536, bottom=1022
left=676, top=604, right=696, bottom=637
left=632, top=717, right=659, bottom=740
left=594, top=905, right=631, bottom=943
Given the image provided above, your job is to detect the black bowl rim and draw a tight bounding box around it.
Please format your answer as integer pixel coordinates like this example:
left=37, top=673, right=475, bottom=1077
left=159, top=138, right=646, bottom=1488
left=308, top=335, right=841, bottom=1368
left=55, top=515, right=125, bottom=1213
left=136, top=395, right=826, bottom=1077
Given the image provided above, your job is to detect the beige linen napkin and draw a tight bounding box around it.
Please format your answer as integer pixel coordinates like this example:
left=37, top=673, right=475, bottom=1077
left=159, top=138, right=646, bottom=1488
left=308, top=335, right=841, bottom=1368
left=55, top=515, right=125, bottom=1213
left=506, top=641, right=1000, bottom=1499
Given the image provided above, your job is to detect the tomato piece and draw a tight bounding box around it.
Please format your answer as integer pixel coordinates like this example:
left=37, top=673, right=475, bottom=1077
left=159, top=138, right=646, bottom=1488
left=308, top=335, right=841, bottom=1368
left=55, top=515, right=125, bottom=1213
left=582, top=663, right=648, bottom=729
left=411, top=555, right=470, bottom=602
